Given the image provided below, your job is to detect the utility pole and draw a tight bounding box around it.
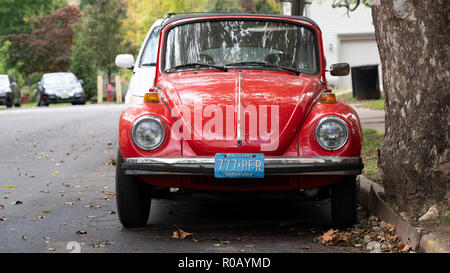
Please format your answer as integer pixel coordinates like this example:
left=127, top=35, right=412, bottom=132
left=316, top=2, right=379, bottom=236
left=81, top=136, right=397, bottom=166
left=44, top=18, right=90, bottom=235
left=291, top=0, right=307, bottom=16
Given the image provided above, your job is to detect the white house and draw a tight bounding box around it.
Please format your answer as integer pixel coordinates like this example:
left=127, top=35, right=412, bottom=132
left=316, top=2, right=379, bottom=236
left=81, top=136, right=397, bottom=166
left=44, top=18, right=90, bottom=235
left=303, top=0, right=382, bottom=89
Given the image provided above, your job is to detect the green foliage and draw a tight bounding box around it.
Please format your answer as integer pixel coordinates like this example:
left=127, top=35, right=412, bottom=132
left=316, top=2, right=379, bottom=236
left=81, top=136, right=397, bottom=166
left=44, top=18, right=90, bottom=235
left=70, top=30, right=97, bottom=99
left=0, top=0, right=66, bottom=36
left=3, top=6, right=81, bottom=77
left=78, top=0, right=128, bottom=83
left=0, top=40, right=25, bottom=86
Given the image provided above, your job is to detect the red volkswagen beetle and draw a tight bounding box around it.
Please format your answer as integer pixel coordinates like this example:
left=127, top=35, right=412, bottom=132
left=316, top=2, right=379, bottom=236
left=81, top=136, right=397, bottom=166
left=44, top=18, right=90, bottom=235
left=115, top=13, right=363, bottom=228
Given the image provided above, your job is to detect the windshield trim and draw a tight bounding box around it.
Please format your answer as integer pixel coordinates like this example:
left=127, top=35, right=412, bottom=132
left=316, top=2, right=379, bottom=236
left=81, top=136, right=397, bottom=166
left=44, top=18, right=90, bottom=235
left=160, top=17, right=321, bottom=76
left=139, top=26, right=162, bottom=68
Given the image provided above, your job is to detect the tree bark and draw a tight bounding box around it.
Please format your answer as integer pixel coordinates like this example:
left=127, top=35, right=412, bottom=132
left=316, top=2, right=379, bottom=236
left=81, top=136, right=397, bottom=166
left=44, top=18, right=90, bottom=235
left=240, top=0, right=257, bottom=13
left=371, top=0, right=449, bottom=216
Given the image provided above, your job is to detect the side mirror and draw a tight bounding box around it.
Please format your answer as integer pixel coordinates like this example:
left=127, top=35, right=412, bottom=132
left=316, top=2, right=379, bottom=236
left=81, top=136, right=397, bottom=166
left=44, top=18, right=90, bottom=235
left=10, top=82, right=17, bottom=88
left=330, top=63, right=350, bottom=76
left=78, top=79, right=84, bottom=85
left=115, top=54, right=135, bottom=69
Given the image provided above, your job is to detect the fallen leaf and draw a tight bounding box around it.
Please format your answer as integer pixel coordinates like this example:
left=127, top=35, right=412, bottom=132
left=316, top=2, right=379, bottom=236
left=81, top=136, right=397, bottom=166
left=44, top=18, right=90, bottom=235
left=401, top=243, right=411, bottom=252
left=214, top=243, right=221, bottom=247
left=32, top=216, right=45, bottom=221
left=0, top=217, right=6, bottom=221
left=48, top=248, right=56, bottom=251
left=11, top=201, right=23, bottom=205
left=0, top=204, right=4, bottom=209
left=3, top=185, right=16, bottom=188
left=52, top=171, right=59, bottom=176
left=246, top=244, right=254, bottom=248
left=22, top=235, right=28, bottom=240
left=40, top=190, right=50, bottom=193
left=172, top=227, right=193, bottom=240
left=76, top=231, right=87, bottom=235
left=107, top=141, right=112, bottom=146
left=316, top=229, right=352, bottom=246
left=64, top=202, right=75, bottom=206
left=107, top=211, right=116, bottom=214
left=42, top=210, right=51, bottom=213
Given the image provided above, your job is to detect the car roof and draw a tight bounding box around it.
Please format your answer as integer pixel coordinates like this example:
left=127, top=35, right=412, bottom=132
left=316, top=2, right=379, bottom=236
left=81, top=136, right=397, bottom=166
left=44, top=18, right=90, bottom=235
left=160, top=12, right=321, bottom=31
left=43, top=72, right=75, bottom=77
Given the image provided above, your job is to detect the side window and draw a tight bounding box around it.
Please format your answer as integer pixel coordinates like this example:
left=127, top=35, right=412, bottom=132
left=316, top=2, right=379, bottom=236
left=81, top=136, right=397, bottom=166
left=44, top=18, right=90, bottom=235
left=140, top=26, right=161, bottom=66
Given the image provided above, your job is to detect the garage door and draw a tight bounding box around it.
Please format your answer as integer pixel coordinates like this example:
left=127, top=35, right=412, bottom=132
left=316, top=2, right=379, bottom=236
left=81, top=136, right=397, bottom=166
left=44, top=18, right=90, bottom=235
left=339, top=38, right=382, bottom=90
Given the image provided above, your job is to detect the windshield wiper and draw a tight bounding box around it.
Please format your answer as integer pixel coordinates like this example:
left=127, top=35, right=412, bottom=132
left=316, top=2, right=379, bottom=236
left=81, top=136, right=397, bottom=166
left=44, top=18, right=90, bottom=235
left=165, top=63, right=228, bottom=73
left=225, top=62, right=301, bottom=76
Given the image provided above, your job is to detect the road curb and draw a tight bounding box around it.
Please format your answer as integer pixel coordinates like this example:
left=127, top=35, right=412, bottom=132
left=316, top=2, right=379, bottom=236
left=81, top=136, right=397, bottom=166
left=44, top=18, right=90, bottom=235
left=357, top=175, right=450, bottom=253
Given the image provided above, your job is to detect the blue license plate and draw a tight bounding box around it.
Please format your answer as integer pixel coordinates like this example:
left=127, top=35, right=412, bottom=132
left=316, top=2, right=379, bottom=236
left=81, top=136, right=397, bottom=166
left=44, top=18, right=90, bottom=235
left=214, top=153, right=264, bottom=178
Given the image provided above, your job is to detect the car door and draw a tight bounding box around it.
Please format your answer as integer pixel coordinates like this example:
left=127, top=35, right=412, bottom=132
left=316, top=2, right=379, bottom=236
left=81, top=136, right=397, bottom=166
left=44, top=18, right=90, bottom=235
left=125, top=19, right=162, bottom=105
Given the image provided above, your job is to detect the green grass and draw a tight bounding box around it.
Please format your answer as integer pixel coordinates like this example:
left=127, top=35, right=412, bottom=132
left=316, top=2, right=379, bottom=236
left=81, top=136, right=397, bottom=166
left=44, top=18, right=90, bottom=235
left=441, top=215, right=450, bottom=223
left=361, top=128, right=384, bottom=183
left=334, top=91, right=385, bottom=110
left=360, top=99, right=385, bottom=110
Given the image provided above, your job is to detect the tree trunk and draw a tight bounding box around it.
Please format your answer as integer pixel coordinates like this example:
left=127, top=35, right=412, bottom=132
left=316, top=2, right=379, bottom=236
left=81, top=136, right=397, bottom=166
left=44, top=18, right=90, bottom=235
left=240, top=0, right=256, bottom=13
left=292, top=0, right=307, bottom=16
left=371, top=0, right=449, bottom=217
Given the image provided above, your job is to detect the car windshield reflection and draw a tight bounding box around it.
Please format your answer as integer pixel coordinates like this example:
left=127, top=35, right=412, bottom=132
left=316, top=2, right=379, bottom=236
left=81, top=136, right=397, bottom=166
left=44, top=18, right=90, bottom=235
left=164, top=20, right=318, bottom=73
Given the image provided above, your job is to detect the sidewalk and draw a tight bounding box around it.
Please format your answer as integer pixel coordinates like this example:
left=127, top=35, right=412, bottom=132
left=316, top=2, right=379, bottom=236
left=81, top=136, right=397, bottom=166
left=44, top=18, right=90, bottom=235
left=352, top=105, right=385, bottom=133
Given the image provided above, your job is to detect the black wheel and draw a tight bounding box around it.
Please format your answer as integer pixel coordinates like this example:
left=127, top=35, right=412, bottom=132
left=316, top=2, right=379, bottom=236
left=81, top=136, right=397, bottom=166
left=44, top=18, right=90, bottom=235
left=6, top=93, right=13, bottom=108
left=15, top=94, right=21, bottom=107
left=36, top=93, right=42, bottom=107
left=331, top=176, right=357, bottom=228
left=116, top=150, right=152, bottom=228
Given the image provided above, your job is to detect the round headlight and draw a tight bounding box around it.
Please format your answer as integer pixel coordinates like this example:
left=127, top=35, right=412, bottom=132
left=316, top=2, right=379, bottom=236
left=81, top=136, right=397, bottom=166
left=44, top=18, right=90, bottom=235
left=131, top=116, right=165, bottom=151
left=315, top=116, right=349, bottom=151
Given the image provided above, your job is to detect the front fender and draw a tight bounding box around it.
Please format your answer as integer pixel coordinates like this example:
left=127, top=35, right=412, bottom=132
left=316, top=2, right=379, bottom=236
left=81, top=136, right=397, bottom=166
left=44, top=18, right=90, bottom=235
left=119, top=103, right=182, bottom=158
left=298, top=101, right=362, bottom=157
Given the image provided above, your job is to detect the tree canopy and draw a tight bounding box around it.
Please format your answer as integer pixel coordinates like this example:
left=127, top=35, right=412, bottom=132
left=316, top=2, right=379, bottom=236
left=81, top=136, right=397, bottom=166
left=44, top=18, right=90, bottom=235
left=3, top=5, right=81, bottom=76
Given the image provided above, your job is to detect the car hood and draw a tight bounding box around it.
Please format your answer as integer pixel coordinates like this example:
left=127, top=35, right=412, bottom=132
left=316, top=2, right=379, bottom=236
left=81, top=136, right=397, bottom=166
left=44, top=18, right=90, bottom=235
left=157, top=70, right=323, bottom=155
left=44, top=84, right=82, bottom=93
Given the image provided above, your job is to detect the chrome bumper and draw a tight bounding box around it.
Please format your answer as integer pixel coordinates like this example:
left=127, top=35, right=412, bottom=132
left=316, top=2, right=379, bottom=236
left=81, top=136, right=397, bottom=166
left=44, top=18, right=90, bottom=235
left=122, top=156, right=363, bottom=176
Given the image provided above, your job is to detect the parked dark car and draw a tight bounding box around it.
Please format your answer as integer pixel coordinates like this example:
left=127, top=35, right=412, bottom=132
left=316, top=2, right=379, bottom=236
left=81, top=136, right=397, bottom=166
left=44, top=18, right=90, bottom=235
left=0, top=74, right=21, bottom=108
left=36, top=72, right=86, bottom=106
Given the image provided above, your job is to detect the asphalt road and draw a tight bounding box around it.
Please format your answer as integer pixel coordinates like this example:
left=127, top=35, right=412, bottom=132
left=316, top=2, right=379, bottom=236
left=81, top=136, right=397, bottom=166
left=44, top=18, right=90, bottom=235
left=0, top=104, right=367, bottom=253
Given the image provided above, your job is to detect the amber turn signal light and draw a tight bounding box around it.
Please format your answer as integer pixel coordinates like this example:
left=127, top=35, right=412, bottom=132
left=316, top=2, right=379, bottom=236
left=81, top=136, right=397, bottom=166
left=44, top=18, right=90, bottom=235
left=144, top=92, right=160, bottom=103
left=320, top=93, right=336, bottom=103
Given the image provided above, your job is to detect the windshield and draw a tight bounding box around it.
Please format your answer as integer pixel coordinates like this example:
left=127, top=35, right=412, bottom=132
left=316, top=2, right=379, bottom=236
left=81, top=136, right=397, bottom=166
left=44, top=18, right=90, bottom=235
left=43, top=74, right=78, bottom=86
left=0, top=76, right=10, bottom=88
left=164, top=20, right=318, bottom=73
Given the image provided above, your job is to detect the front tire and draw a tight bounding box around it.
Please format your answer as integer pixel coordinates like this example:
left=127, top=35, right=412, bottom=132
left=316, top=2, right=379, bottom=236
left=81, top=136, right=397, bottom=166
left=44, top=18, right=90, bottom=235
left=15, top=95, right=21, bottom=107
left=6, top=93, right=13, bottom=108
left=331, top=176, right=357, bottom=228
left=116, top=150, right=152, bottom=228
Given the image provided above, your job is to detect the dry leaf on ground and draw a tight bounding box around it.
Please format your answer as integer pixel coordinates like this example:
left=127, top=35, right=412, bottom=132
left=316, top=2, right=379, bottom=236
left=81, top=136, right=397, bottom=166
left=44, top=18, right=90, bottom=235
left=172, top=227, right=193, bottom=240
left=316, top=229, right=352, bottom=246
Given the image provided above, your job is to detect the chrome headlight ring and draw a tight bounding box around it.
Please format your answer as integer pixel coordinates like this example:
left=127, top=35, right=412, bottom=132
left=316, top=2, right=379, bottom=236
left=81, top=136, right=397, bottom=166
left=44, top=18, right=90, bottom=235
left=131, top=115, right=165, bottom=151
left=315, top=116, right=350, bottom=151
